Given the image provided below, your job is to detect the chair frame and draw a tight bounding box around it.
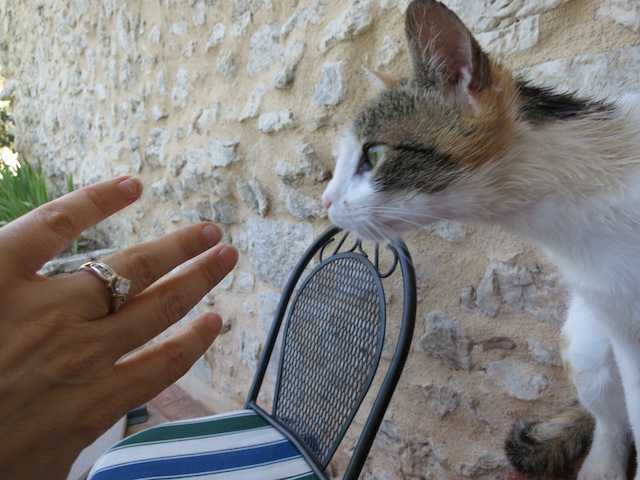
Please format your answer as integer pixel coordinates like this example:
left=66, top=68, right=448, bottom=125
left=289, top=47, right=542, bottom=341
left=245, top=226, right=417, bottom=480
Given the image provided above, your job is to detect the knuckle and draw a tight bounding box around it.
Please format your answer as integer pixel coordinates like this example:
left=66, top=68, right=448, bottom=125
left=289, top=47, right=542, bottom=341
left=157, top=288, right=190, bottom=329
left=82, top=185, right=109, bottom=216
left=126, top=252, right=156, bottom=290
left=159, top=340, right=191, bottom=384
left=177, top=230, right=196, bottom=259
left=39, top=207, right=76, bottom=242
left=195, top=262, right=217, bottom=289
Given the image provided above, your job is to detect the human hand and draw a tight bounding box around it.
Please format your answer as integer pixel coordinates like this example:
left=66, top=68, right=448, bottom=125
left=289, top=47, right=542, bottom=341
left=0, top=176, right=238, bottom=479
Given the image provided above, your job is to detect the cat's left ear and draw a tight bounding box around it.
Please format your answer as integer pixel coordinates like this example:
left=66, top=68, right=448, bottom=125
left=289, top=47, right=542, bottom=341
left=405, top=0, right=491, bottom=94
left=362, top=67, right=402, bottom=90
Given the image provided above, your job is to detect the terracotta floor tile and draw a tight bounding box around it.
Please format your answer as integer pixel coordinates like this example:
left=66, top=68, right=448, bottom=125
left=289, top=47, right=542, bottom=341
left=125, top=384, right=215, bottom=437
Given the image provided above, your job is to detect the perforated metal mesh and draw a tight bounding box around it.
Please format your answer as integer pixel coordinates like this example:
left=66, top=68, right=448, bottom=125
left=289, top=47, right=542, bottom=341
left=273, top=255, right=384, bottom=467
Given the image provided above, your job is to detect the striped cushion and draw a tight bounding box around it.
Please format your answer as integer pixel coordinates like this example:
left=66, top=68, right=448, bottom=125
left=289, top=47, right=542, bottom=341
left=88, top=409, right=319, bottom=480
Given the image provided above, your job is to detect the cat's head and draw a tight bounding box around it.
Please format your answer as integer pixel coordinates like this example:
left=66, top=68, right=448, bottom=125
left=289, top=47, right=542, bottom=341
left=321, top=0, right=529, bottom=241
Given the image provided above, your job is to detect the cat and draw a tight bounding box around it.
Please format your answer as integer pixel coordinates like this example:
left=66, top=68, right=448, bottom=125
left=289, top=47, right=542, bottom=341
left=321, top=0, right=640, bottom=478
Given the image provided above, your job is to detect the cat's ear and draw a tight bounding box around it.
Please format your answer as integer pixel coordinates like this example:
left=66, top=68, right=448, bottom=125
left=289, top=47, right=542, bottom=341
left=362, top=66, right=402, bottom=90
left=405, top=0, right=491, bottom=94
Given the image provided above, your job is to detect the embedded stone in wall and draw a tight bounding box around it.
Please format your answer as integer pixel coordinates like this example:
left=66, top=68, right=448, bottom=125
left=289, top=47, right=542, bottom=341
left=598, top=0, right=640, bottom=33
left=144, top=127, right=171, bottom=167
left=211, top=199, right=238, bottom=225
left=475, top=15, right=539, bottom=55
left=237, top=271, right=256, bottom=294
left=367, top=416, right=450, bottom=479
left=278, top=185, right=324, bottom=219
left=455, top=451, right=509, bottom=478
left=460, top=286, right=477, bottom=314
left=191, top=104, right=221, bottom=133
left=282, top=1, right=325, bottom=37
left=247, top=218, right=314, bottom=287
left=181, top=205, right=201, bottom=223
left=171, top=68, right=193, bottom=108
left=206, top=139, right=240, bottom=167
left=150, top=179, right=178, bottom=204
left=486, top=359, right=550, bottom=401
left=276, top=143, right=330, bottom=186
left=258, top=109, right=294, bottom=133
left=424, top=220, right=467, bottom=243
left=420, top=311, right=470, bottom=371
left=234, top=0, right=273, bottom=17
left=444, top=0, right=569, bottom=33
left=193, top=1, right=206, bottom=26
left=237, top=178, right=270, bottom=217
left=129, top=135, right=140, bottom=152
left=422, top=379, right=465, bottom=419
left=314, top=61, right=345, bottom=107
left=273, top=39, right=305, bottom=90
left=528, top=338, right=562, bottom=367
left=175, top=161, right=231, bottom=198
left=232, top=12, right=252, bottom=37
left=239, top=328, right=261, bottom=369
left=149, top=25, right=161, bottom=44
left=472, top=257, right=564, bottom=325
left=157, top=71, right=168, bottom=95
left=475, top=265, right=501, bottom=318
left=319, top=0, right=374, bottom=53
left=152, top=105, right=168, bottom=121
left=0, top=79, right=16, bottom=100
left=520, top=45, right=640, bottom=99
left=206, top=23, right=226, bottom=50
left=170, top=21, right=188, bottom=36
left=192, top=199, right=237, bottom=225
left=247, top=23, right=281, bottom=77
left=217, top=52, right=238, bottom=82
left=239, top=83, right=269, bottom=122
left=377, top=35, right=402, bottom=70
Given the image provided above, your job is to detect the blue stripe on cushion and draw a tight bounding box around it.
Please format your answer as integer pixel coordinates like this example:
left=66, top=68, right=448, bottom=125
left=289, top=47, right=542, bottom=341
left=90, top=439, right=302, bottom=480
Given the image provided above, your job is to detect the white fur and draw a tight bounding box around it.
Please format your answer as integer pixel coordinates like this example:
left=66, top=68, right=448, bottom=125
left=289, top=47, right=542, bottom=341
left=322, top=93, right=640, bottom=479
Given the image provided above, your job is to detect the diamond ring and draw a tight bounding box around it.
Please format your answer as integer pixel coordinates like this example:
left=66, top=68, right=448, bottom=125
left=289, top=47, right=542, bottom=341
left=78, top=261, right=132, bottom=313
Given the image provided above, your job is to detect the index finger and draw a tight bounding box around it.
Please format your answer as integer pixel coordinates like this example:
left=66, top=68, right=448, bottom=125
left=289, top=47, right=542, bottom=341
left=0, top=176, right=143, bottom=275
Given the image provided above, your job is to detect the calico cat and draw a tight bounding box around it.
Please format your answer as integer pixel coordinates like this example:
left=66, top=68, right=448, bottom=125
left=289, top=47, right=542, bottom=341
left=321, top=0, right=640, bottom=478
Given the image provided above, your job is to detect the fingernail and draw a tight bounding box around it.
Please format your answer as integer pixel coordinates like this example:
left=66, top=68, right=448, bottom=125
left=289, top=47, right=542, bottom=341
left=203, top=224, right=222, bottom=247
left=117, top=177, right=142, bottom=200
left=217, top=245, right=238, bottom=270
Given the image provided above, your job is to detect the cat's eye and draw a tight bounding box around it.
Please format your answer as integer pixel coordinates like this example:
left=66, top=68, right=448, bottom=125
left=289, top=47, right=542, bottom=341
left=365, top=144, right=388, bottom=167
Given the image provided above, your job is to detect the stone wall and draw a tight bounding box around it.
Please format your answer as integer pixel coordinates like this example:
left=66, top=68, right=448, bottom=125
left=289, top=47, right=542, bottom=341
left=2, top=0, right=640, bottom=477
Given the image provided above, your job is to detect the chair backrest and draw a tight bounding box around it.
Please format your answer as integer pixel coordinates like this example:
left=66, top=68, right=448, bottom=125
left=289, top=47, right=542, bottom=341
left=245, top=226, right=416, bottom=480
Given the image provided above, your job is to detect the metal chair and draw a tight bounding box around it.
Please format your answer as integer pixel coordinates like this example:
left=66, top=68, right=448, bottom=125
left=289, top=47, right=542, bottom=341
left=88, top=226, right=417, bottom=480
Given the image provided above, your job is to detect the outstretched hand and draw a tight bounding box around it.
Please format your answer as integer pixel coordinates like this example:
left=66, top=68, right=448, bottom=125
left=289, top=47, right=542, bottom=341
left=0, top=176, right=238, bottom=479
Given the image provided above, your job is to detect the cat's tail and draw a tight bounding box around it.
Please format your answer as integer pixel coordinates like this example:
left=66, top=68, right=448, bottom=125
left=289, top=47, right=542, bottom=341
left=504, top=402, right=595, bottom=476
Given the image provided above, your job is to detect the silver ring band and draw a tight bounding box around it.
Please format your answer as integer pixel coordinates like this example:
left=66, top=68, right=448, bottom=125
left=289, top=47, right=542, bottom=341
left=78, top=261, right=131, bottom=313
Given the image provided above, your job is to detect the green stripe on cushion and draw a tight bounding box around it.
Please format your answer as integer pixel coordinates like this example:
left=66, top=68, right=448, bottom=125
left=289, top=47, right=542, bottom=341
left=115, top=412, right=270, bottom=448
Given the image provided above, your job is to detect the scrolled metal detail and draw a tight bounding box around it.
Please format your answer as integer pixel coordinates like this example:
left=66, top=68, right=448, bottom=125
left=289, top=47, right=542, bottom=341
left=319, top=230, right=400, bottom=278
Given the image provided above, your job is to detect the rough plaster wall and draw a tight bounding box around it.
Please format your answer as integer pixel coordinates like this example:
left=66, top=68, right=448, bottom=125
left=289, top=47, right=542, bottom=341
left=1, top=0, right=640, bottom=477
